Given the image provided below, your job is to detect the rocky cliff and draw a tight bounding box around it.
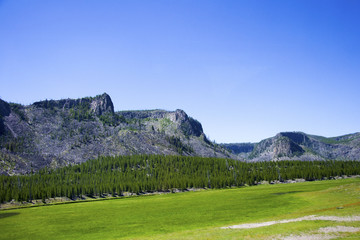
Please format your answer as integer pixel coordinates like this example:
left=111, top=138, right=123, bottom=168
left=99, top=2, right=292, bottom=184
left=0, top=93, right=232, bottom=175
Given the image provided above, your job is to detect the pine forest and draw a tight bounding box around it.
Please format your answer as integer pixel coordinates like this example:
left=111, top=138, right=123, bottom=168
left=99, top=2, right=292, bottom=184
left=1, top=155, right=360, bottom=203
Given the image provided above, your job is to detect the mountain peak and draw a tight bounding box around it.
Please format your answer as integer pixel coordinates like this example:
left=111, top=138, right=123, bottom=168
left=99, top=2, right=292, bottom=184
left=91, top=93, right=114, bottom=115
left=277, top=132, right=310, bottom=145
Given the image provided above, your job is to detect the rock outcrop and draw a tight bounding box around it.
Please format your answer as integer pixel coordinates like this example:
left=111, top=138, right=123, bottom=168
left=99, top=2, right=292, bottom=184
left=90, top=93, right=114, bottom=115
left=33, top=93, right=114, bottom=115
left=273, top=135, right=305, bottom=158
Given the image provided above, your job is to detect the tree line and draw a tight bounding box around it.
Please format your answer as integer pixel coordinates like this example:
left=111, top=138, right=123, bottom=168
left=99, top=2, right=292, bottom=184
left=1, top=155, right=359, bottom=203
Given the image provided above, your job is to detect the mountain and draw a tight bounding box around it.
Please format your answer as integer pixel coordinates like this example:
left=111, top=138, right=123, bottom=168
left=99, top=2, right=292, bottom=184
left=221, top=143, right=255, bottom=158
left=0, top=93, right=232, bottom=175
left=223, top=132, right=360, bottom=161
left=1, top=93, right=359, bottom=175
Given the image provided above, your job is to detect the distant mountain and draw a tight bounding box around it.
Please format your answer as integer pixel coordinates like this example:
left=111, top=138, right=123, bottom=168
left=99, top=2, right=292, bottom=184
left=1, top=93, right=359, bottom=175
left=222, top=132, right=360, bottom=161
left=221, top=143, right=255, bottom=158
left=0, top=93, right=232, bottom=175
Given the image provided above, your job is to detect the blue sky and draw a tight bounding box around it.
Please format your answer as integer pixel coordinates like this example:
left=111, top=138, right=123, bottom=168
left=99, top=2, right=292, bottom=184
left=1, top=0, right=359, bottom=143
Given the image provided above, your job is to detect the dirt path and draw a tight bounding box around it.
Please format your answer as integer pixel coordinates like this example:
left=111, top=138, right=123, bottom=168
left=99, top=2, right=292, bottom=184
left=221, top=215, right=360, bottom=229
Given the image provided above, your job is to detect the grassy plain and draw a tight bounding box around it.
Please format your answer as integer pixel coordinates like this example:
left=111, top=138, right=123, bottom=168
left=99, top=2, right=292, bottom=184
left=0, top=178, right=359, bottom=239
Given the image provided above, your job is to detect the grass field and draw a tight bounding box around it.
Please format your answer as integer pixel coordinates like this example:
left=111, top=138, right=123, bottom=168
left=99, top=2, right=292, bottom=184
left=0, top=178, right=359, bottom=239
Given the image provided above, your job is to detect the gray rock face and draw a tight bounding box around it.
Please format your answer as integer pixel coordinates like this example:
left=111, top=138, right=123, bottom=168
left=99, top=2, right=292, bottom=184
left=90, top=93, right=114, bottom=115
left=273, top=135, right=305, bottom=158
left=168, top=109, right=188, bottom=123
left=168, top=109, right=203, bottom=137
left=0, top=94, right=233, bottom=175
left=118, top=109, right=203, bottom=137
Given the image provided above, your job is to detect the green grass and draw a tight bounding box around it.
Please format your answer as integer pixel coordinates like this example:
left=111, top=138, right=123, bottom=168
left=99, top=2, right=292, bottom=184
left=0, top=178, right=359, bottom=239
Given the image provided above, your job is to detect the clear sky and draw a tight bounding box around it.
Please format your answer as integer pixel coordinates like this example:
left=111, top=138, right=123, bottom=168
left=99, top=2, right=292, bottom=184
left=1, top=0, right=359, bottom=143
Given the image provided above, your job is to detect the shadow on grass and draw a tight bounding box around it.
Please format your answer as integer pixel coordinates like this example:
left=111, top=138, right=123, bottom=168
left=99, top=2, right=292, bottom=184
left=0, top=212, right=20, bottom=219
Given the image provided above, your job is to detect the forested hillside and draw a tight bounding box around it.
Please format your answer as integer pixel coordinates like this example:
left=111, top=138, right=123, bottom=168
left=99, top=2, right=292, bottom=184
left=1, top=155, right=359, bottom=203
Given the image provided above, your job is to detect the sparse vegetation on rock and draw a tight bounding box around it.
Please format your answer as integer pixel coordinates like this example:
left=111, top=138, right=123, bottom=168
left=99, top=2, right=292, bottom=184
left=223, top=131, right=360, bottom=162
left=0, top=93, right=232, bottom=175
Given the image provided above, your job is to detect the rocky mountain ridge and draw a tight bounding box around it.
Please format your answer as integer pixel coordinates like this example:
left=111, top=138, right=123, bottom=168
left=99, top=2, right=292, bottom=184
left=1, top=93, right=359, bottom=175
left=0, top=93, right=231, bottom=175
left=223, top=131, right=360, bottom=161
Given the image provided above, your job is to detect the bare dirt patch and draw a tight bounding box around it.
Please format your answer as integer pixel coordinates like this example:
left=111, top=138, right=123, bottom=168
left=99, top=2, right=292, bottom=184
left=279, top=226, right=360, bottom=240
left=318, top=226, right=360, bottom=233
left=221, top=216, right=360, bottom=240
left=221, top=215, right=360, bottom=229
left=280, top=234, right=333, bottom=240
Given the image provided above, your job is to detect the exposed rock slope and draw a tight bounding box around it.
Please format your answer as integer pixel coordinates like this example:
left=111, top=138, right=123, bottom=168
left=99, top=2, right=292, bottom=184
left=0, top=93, right=231, bottom=175
left=224, top=132, right=360, bottom=161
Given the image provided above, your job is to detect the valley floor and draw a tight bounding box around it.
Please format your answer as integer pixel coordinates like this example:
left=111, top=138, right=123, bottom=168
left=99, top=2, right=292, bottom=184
left=0, top=178, right=359, bottom=239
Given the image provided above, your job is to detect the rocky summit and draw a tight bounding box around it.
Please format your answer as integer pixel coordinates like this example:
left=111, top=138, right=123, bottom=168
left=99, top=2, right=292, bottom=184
left=0, top=93, right=232, bottom=175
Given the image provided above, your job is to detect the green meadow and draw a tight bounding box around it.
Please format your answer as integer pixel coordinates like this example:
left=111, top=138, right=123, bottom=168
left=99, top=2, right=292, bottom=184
left=0, top=178, right=359, bottom=240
